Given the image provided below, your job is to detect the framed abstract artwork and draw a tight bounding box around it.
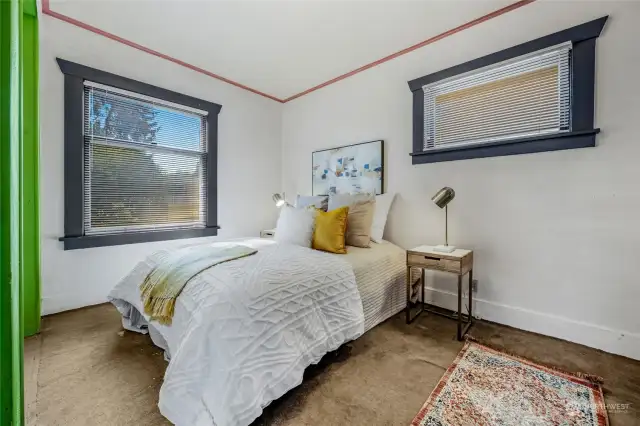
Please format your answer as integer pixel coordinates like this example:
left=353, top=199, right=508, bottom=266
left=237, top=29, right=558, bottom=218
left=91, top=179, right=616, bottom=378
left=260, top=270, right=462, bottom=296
left=312, top=140, right=384, bottom=196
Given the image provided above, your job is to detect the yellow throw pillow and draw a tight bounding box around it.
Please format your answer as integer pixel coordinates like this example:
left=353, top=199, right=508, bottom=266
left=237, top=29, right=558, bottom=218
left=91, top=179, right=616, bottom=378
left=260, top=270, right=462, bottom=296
left=313, top=206, right=349, bottom=254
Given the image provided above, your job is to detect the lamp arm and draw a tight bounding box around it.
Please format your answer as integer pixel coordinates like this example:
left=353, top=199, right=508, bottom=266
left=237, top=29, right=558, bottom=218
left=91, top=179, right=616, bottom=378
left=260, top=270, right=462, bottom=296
left=445, top=204, right=448, bottom=247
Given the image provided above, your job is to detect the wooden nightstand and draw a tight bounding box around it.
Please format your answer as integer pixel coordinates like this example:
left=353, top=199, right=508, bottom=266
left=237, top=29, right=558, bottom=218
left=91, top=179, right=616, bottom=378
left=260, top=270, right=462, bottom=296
left=406, top=245, right=474, bottom=341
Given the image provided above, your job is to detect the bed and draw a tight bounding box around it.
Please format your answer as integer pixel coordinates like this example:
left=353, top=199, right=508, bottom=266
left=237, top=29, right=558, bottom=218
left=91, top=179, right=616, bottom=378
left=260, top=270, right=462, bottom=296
left=341, top=239, right=406, bottom=332
left=108, top=238, right=406, bottom=426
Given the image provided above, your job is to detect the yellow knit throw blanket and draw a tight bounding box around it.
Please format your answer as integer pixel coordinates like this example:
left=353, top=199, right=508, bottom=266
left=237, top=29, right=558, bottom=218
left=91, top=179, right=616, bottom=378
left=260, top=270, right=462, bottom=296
left=140, top=244, right=257, bottom=325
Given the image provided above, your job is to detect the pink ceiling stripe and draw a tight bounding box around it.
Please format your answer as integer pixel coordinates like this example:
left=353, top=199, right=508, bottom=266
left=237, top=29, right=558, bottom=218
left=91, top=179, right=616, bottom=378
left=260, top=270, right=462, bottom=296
left=42, top=0, right=535, bottom=104
left=283, top=0, right=536, bottom=102
left=41, top=0, right=285, bottom=103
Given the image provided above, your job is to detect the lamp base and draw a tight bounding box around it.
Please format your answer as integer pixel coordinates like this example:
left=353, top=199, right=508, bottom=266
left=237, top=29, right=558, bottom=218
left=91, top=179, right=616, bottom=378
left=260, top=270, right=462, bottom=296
left=433, top=245, right=456, bottom=253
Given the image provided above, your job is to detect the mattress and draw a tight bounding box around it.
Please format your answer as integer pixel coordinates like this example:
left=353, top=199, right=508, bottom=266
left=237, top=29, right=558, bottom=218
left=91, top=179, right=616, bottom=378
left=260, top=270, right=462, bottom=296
left=343, top=240, right=407, bottom=332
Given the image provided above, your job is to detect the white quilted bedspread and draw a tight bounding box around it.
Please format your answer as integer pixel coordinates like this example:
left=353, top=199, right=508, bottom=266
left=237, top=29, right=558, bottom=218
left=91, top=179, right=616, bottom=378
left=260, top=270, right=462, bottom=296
left=108, top=239, right=364, bottom=426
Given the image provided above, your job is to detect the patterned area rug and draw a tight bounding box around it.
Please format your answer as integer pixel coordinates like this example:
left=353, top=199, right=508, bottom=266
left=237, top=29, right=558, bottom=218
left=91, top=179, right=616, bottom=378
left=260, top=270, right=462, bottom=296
left=412, top=340, right=609, bottom=426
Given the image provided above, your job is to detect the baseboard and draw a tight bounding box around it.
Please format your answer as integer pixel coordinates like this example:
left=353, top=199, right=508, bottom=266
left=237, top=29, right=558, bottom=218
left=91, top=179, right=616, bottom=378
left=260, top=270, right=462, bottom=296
left=424, top=286, right=640, bottom=361
left=41, top=295, right=108, bottom=316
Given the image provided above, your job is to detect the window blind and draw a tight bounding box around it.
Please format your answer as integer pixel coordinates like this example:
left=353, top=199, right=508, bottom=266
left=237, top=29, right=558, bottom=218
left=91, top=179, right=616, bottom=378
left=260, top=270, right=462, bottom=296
left=423, top=43, right=571, bottom=150
left=83, top=82, right=208, bottom=235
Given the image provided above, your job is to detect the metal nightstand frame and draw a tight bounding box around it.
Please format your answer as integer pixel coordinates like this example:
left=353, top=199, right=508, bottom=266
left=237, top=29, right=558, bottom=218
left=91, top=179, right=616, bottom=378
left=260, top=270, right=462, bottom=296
left=405, top=251, right=474, bottom=341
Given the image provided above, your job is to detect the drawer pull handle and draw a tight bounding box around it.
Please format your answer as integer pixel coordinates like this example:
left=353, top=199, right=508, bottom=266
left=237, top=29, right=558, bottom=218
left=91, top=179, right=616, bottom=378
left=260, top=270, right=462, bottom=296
left=424, top=256, right=440, bottom=261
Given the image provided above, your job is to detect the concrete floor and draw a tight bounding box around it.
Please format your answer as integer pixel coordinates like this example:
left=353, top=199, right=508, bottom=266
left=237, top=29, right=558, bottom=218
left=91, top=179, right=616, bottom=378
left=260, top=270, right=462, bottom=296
left=25, top=303, right=640, bottom=425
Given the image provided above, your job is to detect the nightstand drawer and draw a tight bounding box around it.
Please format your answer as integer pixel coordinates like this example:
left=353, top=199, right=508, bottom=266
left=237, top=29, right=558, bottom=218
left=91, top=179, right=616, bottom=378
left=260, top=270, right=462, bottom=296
left=260, top=229, right=275, bottom=238
left=407, top=253, right=461, bottom=273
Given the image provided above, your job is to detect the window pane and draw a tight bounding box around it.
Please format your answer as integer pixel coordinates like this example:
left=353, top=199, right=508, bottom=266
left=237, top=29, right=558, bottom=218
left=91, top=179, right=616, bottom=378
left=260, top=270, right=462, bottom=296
left=435, top=66, right=560, bottom=143
left=423, top=44, right=571, bottom=150
left=84, top=143, right=206, bottom=234
left=85, top=86, right=206, bottom=152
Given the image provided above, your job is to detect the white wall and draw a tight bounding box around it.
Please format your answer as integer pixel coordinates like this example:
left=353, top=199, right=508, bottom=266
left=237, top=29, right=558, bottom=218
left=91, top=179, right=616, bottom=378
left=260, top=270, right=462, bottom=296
left=282, top=1, right=640, bottom=359
left=40, top=16, right=283, bottom=314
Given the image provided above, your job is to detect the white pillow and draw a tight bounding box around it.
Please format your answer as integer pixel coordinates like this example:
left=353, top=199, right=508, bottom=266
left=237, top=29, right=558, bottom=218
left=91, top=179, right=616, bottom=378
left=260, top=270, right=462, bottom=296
left=274, top=206, right=317, bottom=247
left=370, top=193, right=395, bottom=243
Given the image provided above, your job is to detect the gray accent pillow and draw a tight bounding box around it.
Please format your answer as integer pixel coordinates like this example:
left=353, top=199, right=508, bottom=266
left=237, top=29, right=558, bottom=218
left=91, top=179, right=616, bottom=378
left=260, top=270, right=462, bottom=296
left=328, top=193, right=375, bottom=211
left=345, top=199, right=376, bottom=248
left=296, top=195, right=328, bottom=211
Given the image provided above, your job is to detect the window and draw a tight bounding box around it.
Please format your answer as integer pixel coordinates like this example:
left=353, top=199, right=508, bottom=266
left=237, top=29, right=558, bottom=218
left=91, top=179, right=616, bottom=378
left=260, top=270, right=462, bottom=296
left=408, top=16, right=607, bottom=164
left=58, top=59, right=222, bottom=250
left=84, top=83, right=208, bottom=234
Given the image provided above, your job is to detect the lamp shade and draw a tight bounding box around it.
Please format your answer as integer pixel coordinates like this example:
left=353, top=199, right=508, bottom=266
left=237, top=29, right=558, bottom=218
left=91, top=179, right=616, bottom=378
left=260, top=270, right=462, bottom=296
left=431, top=187, right=455, bottom=209
left=272, top=193, right=285, bottom=207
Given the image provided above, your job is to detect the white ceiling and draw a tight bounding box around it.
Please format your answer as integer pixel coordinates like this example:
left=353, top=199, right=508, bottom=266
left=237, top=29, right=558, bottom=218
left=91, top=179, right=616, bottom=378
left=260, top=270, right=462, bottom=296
left=49, top=0, right=514, bottom=100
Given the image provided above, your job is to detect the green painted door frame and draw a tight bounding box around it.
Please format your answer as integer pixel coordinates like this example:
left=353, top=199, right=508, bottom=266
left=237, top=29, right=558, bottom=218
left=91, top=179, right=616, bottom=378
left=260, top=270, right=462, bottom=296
left=2, top=0, right=39, bottom=423
left=22, top=0, right=41, bottom=339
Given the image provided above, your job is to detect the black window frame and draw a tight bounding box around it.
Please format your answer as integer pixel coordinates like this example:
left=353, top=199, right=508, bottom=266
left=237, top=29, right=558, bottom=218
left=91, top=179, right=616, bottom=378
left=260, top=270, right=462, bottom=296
left=57, top=59, right=222, bottom=250
left=408, top=16, right=608, bottom=165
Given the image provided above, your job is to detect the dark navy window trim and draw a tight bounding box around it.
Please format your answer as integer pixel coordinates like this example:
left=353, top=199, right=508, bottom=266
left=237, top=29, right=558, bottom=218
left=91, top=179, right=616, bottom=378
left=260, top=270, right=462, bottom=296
left=408, top=16, right=608, bottom=165
left=57, top=59, right=222, bottom=250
